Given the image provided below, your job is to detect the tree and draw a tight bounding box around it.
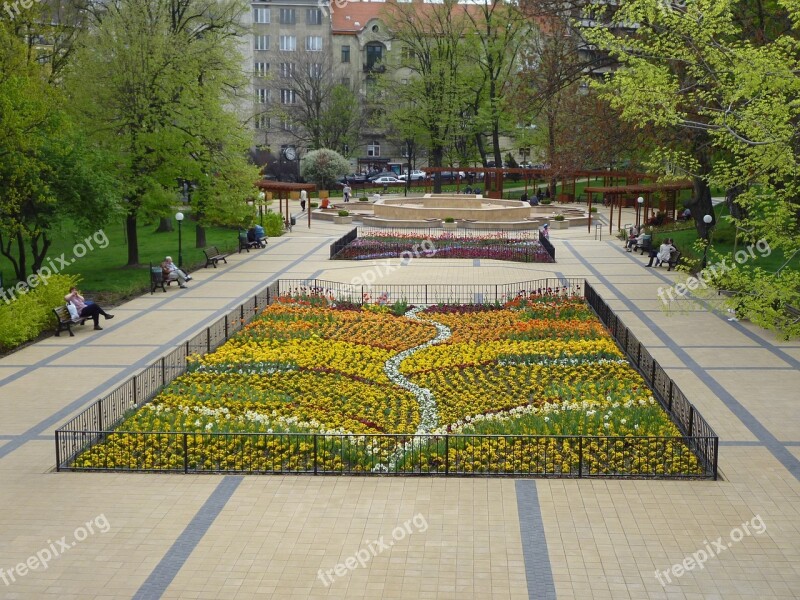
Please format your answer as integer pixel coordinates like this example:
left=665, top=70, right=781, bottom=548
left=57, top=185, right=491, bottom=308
left=384, top=0, right=475, bottom=192
left=67, top=0, right=256, bottom=266
left=584, top=0, right=800, bottom=335
left=300, top=149, right=350, bottom=190
left=0, top=21, right=117, bottom=282
left=270, top=49, right=364, bottom=153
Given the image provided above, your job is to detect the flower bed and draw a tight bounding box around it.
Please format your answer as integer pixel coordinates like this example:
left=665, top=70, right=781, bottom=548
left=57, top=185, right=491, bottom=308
left=334, top=232, right=553, bottom=263
left=72, top=295, right=704, bottom=475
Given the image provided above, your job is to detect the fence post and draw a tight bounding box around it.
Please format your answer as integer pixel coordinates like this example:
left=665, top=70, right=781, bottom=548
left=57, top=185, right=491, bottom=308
left=161, top=357, right=166, bottom=386
left=55, top=431, right=61, bottom=472
left=240, top=305, right=244, bottom=324
left=688, top=406, right=694, bottom=436
left=224, top=315, right=229, bottom=339
left=445, top=435, right=449, bottom=475
left=206, top=328, right=211, bottom=353
left=712, top=437, right=719, bottom=481
left=133, top=376, right=138, bottom=406
left=495, top=285, right=498, bottom=304
left=183, top=433, right=189, bottom=474
left=636, top=343, right=641, bottom=366
left=651, top=360, right=656, bottom=384
left=578, top=437, right=583, bottom=478
left=97, top=399, right=103, bottom=431
left=314, top=435, right=318, bottom=475
left=667, top=380, right=673, bottom=412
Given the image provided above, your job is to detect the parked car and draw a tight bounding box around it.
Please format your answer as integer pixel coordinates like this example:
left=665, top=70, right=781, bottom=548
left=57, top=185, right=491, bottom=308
left=397, top=170, right=427, bottom=181
left=368, top=171, right=396, bottom=182
left=438, top=171, right=466, bottom=181
left=371, top=176, right=403, bottom=185
left=338, top=173, right=368, bottom=184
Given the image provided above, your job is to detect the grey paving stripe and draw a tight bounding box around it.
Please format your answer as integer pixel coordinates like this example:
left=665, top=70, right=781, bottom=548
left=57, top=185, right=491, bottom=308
left=0, top=238, right=331, bottom=461
left=722, top=440, right=800, bottom=447
left=515, top=480, right=557, bottom=600
left=567, top=241, right=800, bottom=481
left=608, top=242, right=800, bottom=370
left=132, top=476, right=243, bottom=600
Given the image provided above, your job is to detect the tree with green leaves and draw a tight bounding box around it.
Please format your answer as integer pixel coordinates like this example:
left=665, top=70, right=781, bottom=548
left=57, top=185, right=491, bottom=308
left=584, top=0, right=800, bottom=336
left=67, top=0, right=257, bottom=266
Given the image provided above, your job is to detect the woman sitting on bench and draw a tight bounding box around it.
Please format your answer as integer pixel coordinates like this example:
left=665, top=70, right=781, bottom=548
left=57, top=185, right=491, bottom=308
left=162, top=256, right=191, bottom=288
left=65, top=287, right=114, bottom=330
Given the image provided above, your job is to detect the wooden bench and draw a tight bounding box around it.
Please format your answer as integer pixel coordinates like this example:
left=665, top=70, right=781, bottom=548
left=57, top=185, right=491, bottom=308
left=53, top=305, right=87, bottom=336
left=634, top=235, right=653, bottom=255
left=238, top=233, right=267, bottom=253
left=150, top=264, right=179, bottom=293
left=203, top=246, right=227, bottom=268
left=658, top=250, right=681, bottom=271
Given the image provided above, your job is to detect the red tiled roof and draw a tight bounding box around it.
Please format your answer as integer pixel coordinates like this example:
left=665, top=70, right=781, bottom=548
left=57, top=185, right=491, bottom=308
left=331, top=2, right=386, bottom=34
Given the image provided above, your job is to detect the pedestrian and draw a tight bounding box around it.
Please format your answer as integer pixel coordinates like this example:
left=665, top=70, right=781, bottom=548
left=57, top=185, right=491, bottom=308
left=300, top=190, right=307, bottom=211
left=343, top=184, right=351, bottom=203
left=64, top=287, right=114, bottom=331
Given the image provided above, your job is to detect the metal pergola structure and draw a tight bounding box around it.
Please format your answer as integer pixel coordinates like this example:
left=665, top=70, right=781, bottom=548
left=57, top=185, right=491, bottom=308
left=255, top=180, right=317, bottom=229
left=583, top=181, right=694, bottom=234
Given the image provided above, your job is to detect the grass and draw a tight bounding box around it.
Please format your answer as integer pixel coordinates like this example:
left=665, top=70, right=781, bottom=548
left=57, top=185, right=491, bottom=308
left=0, top=217, right=247, bottom=302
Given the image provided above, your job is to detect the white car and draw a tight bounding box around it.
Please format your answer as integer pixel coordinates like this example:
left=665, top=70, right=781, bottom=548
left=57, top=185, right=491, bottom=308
left=398, top=170, right=427, bottom=181
left=372, top=176, right=403, bottom=185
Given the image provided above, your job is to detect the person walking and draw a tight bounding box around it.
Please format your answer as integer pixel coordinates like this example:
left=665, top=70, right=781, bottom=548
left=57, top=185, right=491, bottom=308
left=343, top=184, right=351, bottom=203
left=65, top=287, right=114, bottom=330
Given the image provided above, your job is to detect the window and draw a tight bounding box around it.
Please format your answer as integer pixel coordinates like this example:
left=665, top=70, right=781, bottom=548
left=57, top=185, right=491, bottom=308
left=254, top=62, right=269, bottom=77
left=254, top=7, right=270, bottom=23
left=306, top=36, right=322, bottom=51
left=255, top=35, right=269, bottom=51
left=306, top=8, right=322, bottom=25
left=341, top=45, right=350, bottom=63
left=280, top=62, right=295, bottom=78
left=366, top=42, right=384, bottom=68
left=279, top=8, right=295, bottom=24
left=308, top=63, right=322, bottom=78
left=279, top=35, right=296, bottom=51
left=281, top=121, right=297, bottom=132
left=256, top=88, right=270, bottom=103
left=255, top=114, right=270, bottom=129
left=367, top=141, right=380, bottom=158
left=280, top=89, right=296, bottom=104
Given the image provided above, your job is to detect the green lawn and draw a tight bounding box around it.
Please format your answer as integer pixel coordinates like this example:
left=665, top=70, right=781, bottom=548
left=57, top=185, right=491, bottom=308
left=0, top=218, right=246, bottom=302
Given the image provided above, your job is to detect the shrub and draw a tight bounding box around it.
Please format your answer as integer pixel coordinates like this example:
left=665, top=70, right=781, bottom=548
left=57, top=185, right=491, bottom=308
left=262, top=211, right=284, bottom=236
left=0, top=274, right=80, bottom=352
left=299, top=149, right=350, bottom=190
left=444, top=217, right=455, bottom=223
left=553, top=214, right=565, bottom=221
left=338, top=210, right=350, bottom=217
left=589, top=207, right=598, bottom=213
left=310, top=202, right=319, bottom=208
left=541, top=199, right=552, bottom=205
left=359, top=196, right=369, bottom=202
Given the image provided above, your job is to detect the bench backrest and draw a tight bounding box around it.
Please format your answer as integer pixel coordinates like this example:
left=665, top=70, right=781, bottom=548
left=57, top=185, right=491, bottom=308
left=54, top=305, right=77, bottom=323
left=150, top=266, right=164, bottom=282
left=204, top=246, right=220, bottom=257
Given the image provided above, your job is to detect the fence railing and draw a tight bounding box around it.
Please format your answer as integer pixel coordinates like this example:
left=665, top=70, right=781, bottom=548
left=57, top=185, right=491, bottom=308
left=56, top=431, right=715, bottom=478
left=539, top=229, right=555, bottom=261
left=584, top=282, right=718, bottom=479
left=329, top=227, right=358, bottom=259
left=55, top=278, right=717, bottom=479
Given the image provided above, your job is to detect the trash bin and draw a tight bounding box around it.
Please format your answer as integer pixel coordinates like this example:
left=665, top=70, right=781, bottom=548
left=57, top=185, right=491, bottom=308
left=290, top=216, right=296, bottom=226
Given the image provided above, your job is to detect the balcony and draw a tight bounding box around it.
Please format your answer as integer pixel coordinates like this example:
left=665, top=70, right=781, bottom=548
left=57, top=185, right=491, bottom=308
left=363, top=63, right=386, bottom=74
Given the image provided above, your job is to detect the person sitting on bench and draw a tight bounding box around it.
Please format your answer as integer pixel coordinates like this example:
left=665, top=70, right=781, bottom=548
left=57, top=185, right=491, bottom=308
left=626, top=227, right=645, bottom=251
left=162, top=256, right=190, bottom=288
left=65, top=287, right=114, bottom=330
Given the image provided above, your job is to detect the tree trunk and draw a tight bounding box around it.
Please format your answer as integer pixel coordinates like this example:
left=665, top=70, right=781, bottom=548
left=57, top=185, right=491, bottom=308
left=15, top=231, right=26, bottom=281
left=0, top=232, right=24, bottom=282
left=155, top=217, right=174, bottom=233
left=126, top=213, right=139, bottom=266
left=690, top=175, right=714, bottom=238
left=29, top=232, right=51, bottom=275
left=725, top=185, right=747, bottom=220
left=195, top=223, right=206, bottom=249
left=431, top=146, right=444, bottom=194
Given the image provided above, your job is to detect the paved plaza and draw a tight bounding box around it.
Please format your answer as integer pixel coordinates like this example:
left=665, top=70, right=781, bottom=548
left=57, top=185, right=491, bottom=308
left=0, top=208, right=798, bottom=599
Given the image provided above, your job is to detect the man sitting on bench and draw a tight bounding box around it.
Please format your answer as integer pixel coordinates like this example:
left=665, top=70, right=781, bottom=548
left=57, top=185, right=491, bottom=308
left=162, top=256, right=191, bottom=288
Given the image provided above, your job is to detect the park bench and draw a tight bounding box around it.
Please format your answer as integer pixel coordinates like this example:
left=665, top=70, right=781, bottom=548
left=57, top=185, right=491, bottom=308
left=634, top=235, right=652, bottom=255
left=53, top=305, right=87, bottom=336
left=657, top=250, right=681, bottom=271
left=150, top=263, right=182, bottom=293
left=238, top=232, right=267, bottom=253
left=203, top=246, right=228, bottom=268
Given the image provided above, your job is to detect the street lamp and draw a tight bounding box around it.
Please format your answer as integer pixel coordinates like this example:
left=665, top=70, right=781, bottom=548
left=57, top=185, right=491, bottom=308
left=636, top=196, right=644, bottom=228
left=175, top=212, right=184, bottom=269
left=258, top=192, right=266, bottom=226
left=702, top=214, right=714, bottom=269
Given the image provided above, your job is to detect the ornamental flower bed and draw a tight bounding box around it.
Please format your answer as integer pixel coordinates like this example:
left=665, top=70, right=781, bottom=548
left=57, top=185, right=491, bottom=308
left=72, top=295, right=704, bottom=476
left=334, top=232, right=553, bottom=263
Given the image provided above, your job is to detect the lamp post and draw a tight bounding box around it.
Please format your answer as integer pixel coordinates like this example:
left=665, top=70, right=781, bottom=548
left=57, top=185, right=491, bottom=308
left=702, top=214, right=714, bottom=269
left=258, top=192, right=265, bottom=226
left=636, top=196, right=644, bottom=228
left=175, top=212, right=184, bottom=269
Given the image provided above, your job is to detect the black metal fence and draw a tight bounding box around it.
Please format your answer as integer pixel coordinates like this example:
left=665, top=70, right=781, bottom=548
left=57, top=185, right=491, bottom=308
left=539, top=229, right=556, bottom=261
left=584, top=283, right=718, bottom=479
left=55, top=278, right=717, bottom=479
left=275, top=278, right=583, bottom=306
left=329, top=228, right=358, bottom=259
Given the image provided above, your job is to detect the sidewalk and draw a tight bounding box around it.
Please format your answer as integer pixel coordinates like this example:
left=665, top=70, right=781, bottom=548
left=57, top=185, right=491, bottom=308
left=0, top=213, right=798, bottom=599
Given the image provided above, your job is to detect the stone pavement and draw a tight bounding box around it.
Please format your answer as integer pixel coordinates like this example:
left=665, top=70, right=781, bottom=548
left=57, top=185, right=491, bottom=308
left=0, top=209, right=798, bottom=600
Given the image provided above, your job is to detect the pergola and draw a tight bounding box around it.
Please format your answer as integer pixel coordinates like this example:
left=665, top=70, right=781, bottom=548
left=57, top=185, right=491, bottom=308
left=254, top=180, right=317, bottom=229
left=584, top=181, right=694, bottom=234
left=421, top=167, right=651, bottom=199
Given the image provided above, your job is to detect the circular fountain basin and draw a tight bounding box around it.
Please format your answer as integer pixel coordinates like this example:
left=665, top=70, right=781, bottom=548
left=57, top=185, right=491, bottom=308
left=372, top=194, right=532, bottom=222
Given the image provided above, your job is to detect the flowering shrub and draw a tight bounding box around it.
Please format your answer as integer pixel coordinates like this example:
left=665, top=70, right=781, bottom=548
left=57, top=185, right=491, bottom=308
left=73, top=296, right=703, bottom=475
